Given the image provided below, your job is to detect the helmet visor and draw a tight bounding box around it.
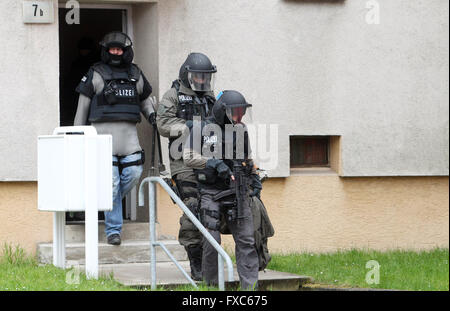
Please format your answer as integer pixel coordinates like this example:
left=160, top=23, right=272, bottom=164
left=100, top=32, right=132, bottom=48
left=225, top=105, right=252, bottom=125
left=187, top=72, right=215, bottom=92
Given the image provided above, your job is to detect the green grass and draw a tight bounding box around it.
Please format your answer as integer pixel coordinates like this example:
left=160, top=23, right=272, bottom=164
left=1, top=244, right=448, bottom=291
left=0, top=243, right=219, bottom=291
left=267, top=248, right=449, bottom=291
left=0, top=244, right=135, bottom=291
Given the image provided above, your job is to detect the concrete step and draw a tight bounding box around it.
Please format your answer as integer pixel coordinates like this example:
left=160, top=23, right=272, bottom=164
left=37, top=240, right=187, bottom=265
left=65, top=222, right=152, bottom=243
left=83, top=262, right=313, bottom=291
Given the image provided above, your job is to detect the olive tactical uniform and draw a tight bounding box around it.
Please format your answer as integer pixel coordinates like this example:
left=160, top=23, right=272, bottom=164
left=156, top=53, right=217, bottom=280
left=156, top=80, right=216, bottom=176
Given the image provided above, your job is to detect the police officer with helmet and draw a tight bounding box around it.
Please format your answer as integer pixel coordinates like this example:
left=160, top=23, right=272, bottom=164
left=183, top=90, right=261, bottom=290
left=156, top=52, right=217, bottom=281
left=74, top=31, right=156, bottom=246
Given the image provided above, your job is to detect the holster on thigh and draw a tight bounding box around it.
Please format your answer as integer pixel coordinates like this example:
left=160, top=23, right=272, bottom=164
left=200, top=208, right=221, bottom=231
left=173, top=177, right=198, bottom=202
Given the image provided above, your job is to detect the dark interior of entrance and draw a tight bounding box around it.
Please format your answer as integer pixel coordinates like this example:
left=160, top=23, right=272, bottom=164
left=59, top=8, right=128, bottom=223
left=59, top=8, right=124, bottom=126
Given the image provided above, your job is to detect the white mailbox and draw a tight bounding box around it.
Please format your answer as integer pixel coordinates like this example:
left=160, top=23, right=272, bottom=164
left=38, top=126, right=112, bottom=212
left=37, top=126, right=112, bottom=279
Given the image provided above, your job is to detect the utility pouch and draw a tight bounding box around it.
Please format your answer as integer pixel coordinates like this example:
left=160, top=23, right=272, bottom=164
left=195, top=167, right=217, bottom=185
left=214, top=190, right=237, bottom=222
left=104, top=81, right=118, bottom=104
left=219, top=200, right=237, bottom=222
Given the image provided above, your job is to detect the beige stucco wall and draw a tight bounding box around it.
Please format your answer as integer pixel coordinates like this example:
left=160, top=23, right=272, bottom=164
left=0, top=177, right=447, bottom=255
left=156, top=176, right=449, bottom=253
left=0, top=182, right=52, bottom=255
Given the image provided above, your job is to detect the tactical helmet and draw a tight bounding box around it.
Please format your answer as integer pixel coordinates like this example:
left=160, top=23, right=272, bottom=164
left=213, top=90, right=252, bottom=125
left=100, top=31, right=134, bottom=66
left=179, top=53, right=217, bottom=91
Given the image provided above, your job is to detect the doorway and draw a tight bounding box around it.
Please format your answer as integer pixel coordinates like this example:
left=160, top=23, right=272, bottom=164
left=58, top=7, right=128, bottom=126
left=58, top=5, right=136, bottom=223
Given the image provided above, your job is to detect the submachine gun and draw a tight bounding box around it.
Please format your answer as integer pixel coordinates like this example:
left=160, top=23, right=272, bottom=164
left=212, top=160, right=252, bottom=223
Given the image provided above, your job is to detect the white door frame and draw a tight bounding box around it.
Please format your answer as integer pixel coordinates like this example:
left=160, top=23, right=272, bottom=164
left=58, top=2, right=138, bottom=221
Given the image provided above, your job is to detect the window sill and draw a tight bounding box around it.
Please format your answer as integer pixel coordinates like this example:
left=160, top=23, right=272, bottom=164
left=289, top=167, right=339, bottom=176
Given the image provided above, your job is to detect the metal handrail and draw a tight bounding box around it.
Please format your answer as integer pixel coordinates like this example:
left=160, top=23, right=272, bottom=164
left=138, top=176, right=234, bottom=290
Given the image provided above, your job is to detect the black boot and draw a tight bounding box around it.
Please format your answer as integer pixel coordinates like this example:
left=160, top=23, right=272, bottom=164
left=107, top=234, right=121, bottom=246
left=186, top=245, right=203, bottom=281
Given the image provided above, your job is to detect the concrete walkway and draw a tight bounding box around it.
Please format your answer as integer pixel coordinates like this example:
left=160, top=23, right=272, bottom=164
left=85, top=261, right=312, bottom=290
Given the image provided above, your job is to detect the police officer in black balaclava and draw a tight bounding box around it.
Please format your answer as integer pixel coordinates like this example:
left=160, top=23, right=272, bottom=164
left=74, top=31, right=156, bottom=246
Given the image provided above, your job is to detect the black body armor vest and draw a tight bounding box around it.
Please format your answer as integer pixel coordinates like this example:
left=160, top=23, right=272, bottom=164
left=168, top=81, right=216, bottom=160
left=171, top=80, right=215, bottom=120
left=88, top=62, right=142, bottom=123
left=195, top=120, right=252, bottom=189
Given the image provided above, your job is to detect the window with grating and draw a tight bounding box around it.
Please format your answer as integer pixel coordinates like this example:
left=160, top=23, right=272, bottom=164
left=290, top=136, right=329, bottom=167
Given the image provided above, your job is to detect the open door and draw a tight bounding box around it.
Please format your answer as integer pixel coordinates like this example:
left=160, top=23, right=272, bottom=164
left=58, top=5, right=136, bottom=223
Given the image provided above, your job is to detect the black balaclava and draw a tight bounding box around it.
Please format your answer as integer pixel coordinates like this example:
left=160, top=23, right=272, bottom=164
left=99, top=32, right=134, bottom=67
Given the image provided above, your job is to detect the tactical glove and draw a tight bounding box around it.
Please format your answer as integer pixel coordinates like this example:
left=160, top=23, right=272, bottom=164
left=217, top=162, right=232, bottom=179
left=206, top=159, right=232, bottom=179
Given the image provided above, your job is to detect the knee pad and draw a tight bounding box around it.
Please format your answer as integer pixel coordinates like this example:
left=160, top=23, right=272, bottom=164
left=185, top=197, right=199, bottom=214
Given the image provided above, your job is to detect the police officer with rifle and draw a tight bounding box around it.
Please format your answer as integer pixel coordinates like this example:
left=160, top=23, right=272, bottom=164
left=183, top=90, right=261, bottom=290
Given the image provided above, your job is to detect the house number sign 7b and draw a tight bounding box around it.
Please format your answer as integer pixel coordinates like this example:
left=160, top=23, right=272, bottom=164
left=23, top=0, right=54, bottom=24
